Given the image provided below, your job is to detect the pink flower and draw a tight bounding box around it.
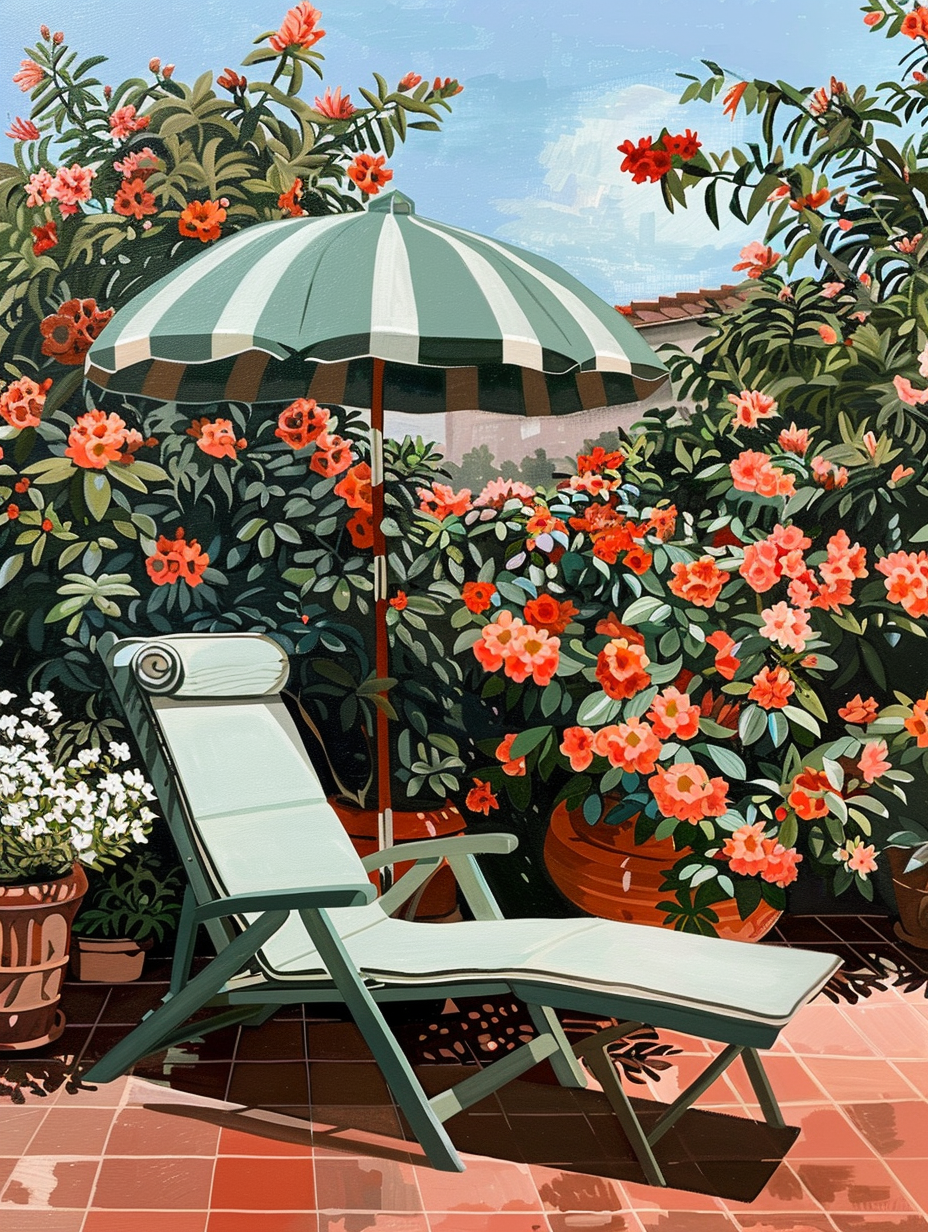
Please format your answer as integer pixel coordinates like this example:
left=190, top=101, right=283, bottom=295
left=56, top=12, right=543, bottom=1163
left=875, top=550, right=928, bottom=619
left=761, top=841, right=802, bottom=887
left=473, top=610, right=524, bottom=673
left=649, top=762, right=729, bottom=823
left=729, top=450, right=795, bottom=498
left=723, top=822, right=769, bottom=876
left=473, top=477, right=536, bottom=509
left=495, top=733, right=527, bottom=777
left=592, top=718, right=663, bottom=775
left=559, top=726, right=595, bottom=772
left=6, top=117, right=41, bottom=141
left=13, top=59, right=45, bottom=92
left=818, top=324, right=838, bottom=345
left=838, top=840, right=878, bottom=876
left=821, top=281, right=845, bottom=298
left=858, top=739, right=890, bottom=784
left=893, top=374, right=928, bottom=406
left=113, top=147, right=160, bottom=181
left=728, top=388, right=778, bottom=429
left=314, top=86, right=356, bottom=119
left=778, top=422, right=810, bottom=455
left=811, top=456, right=849, bottom=489
left=647, top=687, right=700, bottom=740
left=25, top=168, right=53, bottom=207
left=108, top=105, right=151, bottom=141
left=740, top=538, right=782, bottom=593
left=269, top=2, right=326, bottom=51
left=732, top=241, right=781, bottom=279
left=895, top=233, right=923, bottom=254
left=417, top=481, right=471, bottom=520
left=759, top=601, right=813, bottom=653
left=47, top=164, right=96, bottom=216
left=503, top=624, right=560, bottom=686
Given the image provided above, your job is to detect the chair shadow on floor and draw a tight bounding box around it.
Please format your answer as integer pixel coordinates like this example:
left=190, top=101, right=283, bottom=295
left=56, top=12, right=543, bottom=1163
left=144, top=1064, right=799, bottom=1203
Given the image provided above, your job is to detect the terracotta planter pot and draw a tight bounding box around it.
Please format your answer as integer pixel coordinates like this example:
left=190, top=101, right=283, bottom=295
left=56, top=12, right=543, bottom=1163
left=328, top=798, right=465, bottom=921
left=886, top=846, right=928, bottom=949
left=0, top=863, right=88, bottom=1050
left=70, top=935, right=152, bottom=983
left=544, top=801, right=780, bottom=942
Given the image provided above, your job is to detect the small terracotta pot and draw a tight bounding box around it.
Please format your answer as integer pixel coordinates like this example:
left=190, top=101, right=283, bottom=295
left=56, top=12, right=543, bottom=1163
left=886, top=846, right=928, bottom=949
left=544, top=801, right=780, bottom=942
left=70, top=935, right=152, bottom=983
left=0, top=864, right=88, bottom=1050
left=329, top=798, right=465, bottom=920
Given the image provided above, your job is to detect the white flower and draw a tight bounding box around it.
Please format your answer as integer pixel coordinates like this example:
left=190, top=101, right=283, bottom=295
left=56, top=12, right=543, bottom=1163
left=0, top=691, right=16, bottom=706
left=108, top=741, right=131, bottom=762
left=77, top=747, right=101, bottom=766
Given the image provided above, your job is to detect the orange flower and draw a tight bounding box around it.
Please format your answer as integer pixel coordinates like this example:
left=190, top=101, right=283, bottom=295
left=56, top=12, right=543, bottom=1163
left=875, top=550, right=928, bottom=619
left=278, top=177, right=304, bottom=217
left=418, top=481, right=471, bottom=520
left=595, top=637, right=651, bottom=701
left=722, top=81, right=747, bottom=119
left=732, top=241, right=781, bottom=279
left=31, top=221, right=58, bottom=255
left=723, top=822, right=769, bottom=876
left=334, top=462, right=372, bottom=510
left=462, top=581, right=496, bottom=614
left=839, top=840, right=878, bottom=877
left=432, top=76, right=464, bottom=95
left=592, top=717, right=663, bottom=775
left=902, top=7, right=928, bottom=38
left=623, top=546, right=653, bottom=575
left=145, top=526, right=208, bottom=588
left=398, top=72, right=422, bottom=90
left=473, top=610, right=525, bottom=673
left=503, top=625, right=560, bottom=686
left=818, top=324, right=838, bottom=345
left=864, top=10, right=882, bottom=25
left=858, top=739, right=890, bottom=784
left=760, top=840, right=802, bottom=887
left=347, top=508, right=373, bottom=549
left=65, top=409, right=130, bottom=469
left=577, top=446, right=625, bottom=474
left=6, top=504, right=19, bottom=520
left=347, top=153, right=393, bottom=195
left=314, top=86, right=355, bottom=119
left=465, top=779, right=499, bottom=815
left=217, top=68, right=247, bottom=93
left=748, top=665, right=795, bottom=710
left=309, top=433, right=354, bottom=477
left=7, top=116, right=41, bottom=141
left=790, top=188, right=831, bottom=212
left=905, top=695, right=928, bottom=746
left=759, top=602, right=812, bottom=653
left=648, top=762, right=728, bottom=823
left=646, top=505, right=677, bottom=540
left=739, top=538, right=782, bottom=594
left=113, top=177, right=157, bottom=220
left=729, top=449, right=795, bottom=498
left=495, top=733, right=527, bottom=777
left=647, top=687, right=700, bottom=740
left=838, top=694, right=878, bottom=725
left=275, top=398, right=329, bottom=449
left=706, top=629, right=740, bottom=681
left=668, top=556, right=729, bottom=608
left=108, top=105, right=150, bottom=141
left=187, top=417, right=246, bottom=460
left=523, top=594, right=578, bottom=634
left=778, top=422, right=810, bottom=455
left=787, top=768, right=832, bottom=821
left=178, top=199, right=226, bottom=243
left=13, top=59, right=45, bottom=92
left=113, top=147, right=160, bottom=181
left=0, top=376, right=52, bottom=430
left=559, top=726, right=595, bottom=772
left=389, top=590, right=407, bottom=610
left=810, top=456, right=849, bottom=489
left=40, top=298, right=114, bottom=365
left=269, top=1, right=326, bottom=51
left=727, top=388, right=778, bottom=429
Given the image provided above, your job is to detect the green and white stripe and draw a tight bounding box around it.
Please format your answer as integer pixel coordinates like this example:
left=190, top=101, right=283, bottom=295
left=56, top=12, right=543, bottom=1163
left=87, top=191, right=666, bottom=411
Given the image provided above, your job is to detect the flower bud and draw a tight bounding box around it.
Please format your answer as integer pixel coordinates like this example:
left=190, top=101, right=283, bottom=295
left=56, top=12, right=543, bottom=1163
left=103, top=84, right=112, bottom=100
left=149, top=57, right=161, bottom=74
left=53, top=31, right=64, bottom=44
left=163, top=64, right=175, bottom=79
left=40, top=24, right=50, bottom=38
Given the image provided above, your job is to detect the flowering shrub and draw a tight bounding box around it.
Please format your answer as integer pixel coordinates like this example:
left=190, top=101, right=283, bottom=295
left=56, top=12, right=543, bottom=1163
left=0, top=689, right=157, bottom=884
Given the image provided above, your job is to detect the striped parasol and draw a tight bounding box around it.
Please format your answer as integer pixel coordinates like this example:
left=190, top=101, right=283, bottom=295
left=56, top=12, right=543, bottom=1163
left=85, top=190, right=668, bottom=857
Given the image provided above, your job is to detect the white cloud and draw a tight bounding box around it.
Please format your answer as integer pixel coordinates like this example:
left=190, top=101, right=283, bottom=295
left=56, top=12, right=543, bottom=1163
left=492, top=82, right=760, bottom=301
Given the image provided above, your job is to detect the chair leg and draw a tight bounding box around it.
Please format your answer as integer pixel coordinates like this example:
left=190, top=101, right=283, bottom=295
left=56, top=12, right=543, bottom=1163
left=169, top=885, right=198, bottom=996
left=580, top=1044, right=667, bottom=1187
left=742, top=1048, right=787, bottom=1129
left=301, top=907, right=465, bottom=1173
left=83, top=909, right=288, bottom=1084
left=524, top=1003, right=587, bottom=1089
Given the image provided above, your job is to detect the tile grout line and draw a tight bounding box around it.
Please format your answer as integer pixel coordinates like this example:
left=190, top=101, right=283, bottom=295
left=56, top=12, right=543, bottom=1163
left=77, top=1070, right=137, bottom=1232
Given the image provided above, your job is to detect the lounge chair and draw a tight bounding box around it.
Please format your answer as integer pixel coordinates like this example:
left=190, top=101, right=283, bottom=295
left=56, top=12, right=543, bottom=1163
left=84, top=632, right=841, bottom=1182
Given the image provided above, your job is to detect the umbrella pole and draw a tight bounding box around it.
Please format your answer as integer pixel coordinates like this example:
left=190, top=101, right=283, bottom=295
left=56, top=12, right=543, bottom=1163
left=370, top=358, right=393, bottom=877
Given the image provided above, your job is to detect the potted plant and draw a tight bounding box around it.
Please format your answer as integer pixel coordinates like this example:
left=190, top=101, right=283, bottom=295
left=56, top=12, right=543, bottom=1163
left=884, top=828, right=928, bottom=949
left=70, top=858, right=183, bottom=981
left=0, top=689, right=157, bottom=1048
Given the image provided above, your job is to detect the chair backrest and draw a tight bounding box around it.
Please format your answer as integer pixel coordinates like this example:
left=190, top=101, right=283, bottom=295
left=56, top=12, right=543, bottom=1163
left=100, top=633, right=379, bottom=959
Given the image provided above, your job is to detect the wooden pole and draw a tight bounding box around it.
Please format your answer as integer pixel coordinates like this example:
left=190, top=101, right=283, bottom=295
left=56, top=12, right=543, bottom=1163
left=370, top=358, right=393, bottom=866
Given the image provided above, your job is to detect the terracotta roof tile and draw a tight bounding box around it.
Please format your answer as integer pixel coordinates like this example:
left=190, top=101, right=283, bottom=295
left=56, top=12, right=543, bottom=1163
left=615, top=284, right=748, bottom=329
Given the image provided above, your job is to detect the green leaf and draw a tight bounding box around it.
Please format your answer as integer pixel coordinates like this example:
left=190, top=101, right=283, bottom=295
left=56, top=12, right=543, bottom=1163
left=509, top=725, right=552, bottom=759
left=738, top=703, right=768, bottom=746
left=576, top=692, right=621, bottom=726
left=0, top=553, right=24, bottom=591
left=83, top=471, right=111, bottom=521
left=701, top=743, right=747, bottom=780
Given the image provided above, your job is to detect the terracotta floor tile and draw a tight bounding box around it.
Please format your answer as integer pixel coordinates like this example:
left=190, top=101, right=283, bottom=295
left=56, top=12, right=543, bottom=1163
left=162, top=1061, right=232, bottom=1103
left=717, top=1163, right=819, bottom=1214
left=314, top=1156, right=422, bottom=1211
left=796, top=1159, right=916, bottom=1212
left=0, top=1210, right=86, bottom=1230
left=0, top=1109, right=47, bottom=1154
left=218, top=1125, right=315, bottom=1156
left=83, top=1212, right=208, bottom=1232
left=59, top=983, right=112, bottom=1025
left=644, top=1055, right=743, bottom=1108
left=54, top=1076, right=131, bottom=1107
left=309, top=1061, right=391, bottom=1106
left=531, top=1165, right=628, bottom=1214
left=634, top=1212, right=737, bottom=1232
left=843, top=1099, right=928, bottom=1159
left=780, top=1005, right=879, bottom=1058
left=225, top=1061, right=309, bottom=1107
left=622, top=1178, right=728, bottom=1212
left=828, top=1217, right=928, bottom=1232
left=787, top=1107, right=876, bottom=1160
left=208, top=1214, right=318, bottom=1232
left=839, top=1003, right=928, bottom=1061
left=104, top=1106, right=221, bottom=1156
left=1, top=1157, right=98, bottom=1209
left=801, top=1058, right=917, bottom=1103
left=725, top=1055, right=827, bottom=1105
left=23, top=1108, right=115, bottom=1156
left=307, top=1022, right=370, bottom=1061
left=731, top=1214, right=835, bottom=1231
left=547, top=1213, right=640, bottom=1232
left=209, top=1155, right=315, bottom=1210
left=97, top=982, right=167, bottom=1024
left=416, top=1157, right=542, bottom=1213
left=890, top=1061, right=928, bottom=1098
left=884, top=1159, right=928, bottom=1212
left=428, top=1216, right=551, bottom=1232
left=235, top=1019, right=307, bottom=1062
left=90, top=1156, right=214, bottom=1209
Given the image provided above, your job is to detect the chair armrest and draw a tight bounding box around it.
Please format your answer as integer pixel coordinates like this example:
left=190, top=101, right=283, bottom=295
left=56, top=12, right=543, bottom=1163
left=193, top=882, right=376, bottom=922
left=360, top=832, right=518, bottom=872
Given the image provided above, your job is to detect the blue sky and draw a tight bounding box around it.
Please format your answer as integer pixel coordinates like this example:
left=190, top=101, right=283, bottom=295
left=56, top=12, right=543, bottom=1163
left=0, top=1, right=903, bottom=301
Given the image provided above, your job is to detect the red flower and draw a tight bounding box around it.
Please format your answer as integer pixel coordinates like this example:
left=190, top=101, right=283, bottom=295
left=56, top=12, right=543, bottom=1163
left=217, top=68, right=247, bottom=92
left=14, top=478, right=30, bottom=493
left=790, top=188, right=831, bottom=212
left=269, top=2, right=326, bottom=51
left=389, top=590, right=408, bottom=610
left=109, top=105, right=150, bottom=141
left=623, top=546, right=653, bottom=576
left=662, top=129, right=701, bottom=160
left=465, top=779, right=499, bottom=815
left=617, top=136, right=671, bottom=183
left=41, top=518, right=53, bottom=533
left=314, top=87, right=355, bottom=119
left=310, top=433, right=354, bottom=477
left=347, top=508, right=374, bottom=549
left=347, top=153, right=393, bottom=196
left=495, top=733, right=527, bottom=777
left=432, top=76, right=463, bottom=95
left=40, top=298, right=114, bottom=365
left=278, top=178, right=304, bottom=217
left=902, top=7, right=928, bottom=38
left=114, top=177, right=157, bottom=221
left=6, top=117, right=40, bottom=141
left=0, top=376, right=52, bottom=429
left=462, top=581, right=496, bottom=613
left=722, top=81, right=747, bottom=120
left=275, top=397, right=329, bottom=450
left=6, top=504, right=20, bottom=520
left=145, top=527, right=209, bottom=588
left=577, top=446, right=625, bottom=474
left=522, top=594, right=577, bottom=634
left=178, top=199, right=226, bottom=243
left=333, top=462, right=372, bottom=510
left=706, top=629, right=740, bottom=681
left=31, top=221, right=58, bottom=255
left=399, top=72, right=422, bottom=90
